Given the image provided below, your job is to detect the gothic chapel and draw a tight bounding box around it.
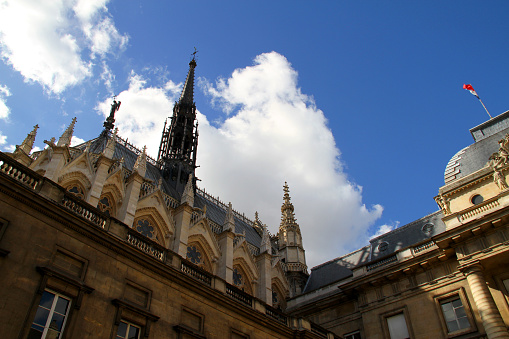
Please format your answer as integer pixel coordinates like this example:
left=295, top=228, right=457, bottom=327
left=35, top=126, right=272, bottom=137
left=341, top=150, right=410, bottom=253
left=0, top=58, right=335, bottom=338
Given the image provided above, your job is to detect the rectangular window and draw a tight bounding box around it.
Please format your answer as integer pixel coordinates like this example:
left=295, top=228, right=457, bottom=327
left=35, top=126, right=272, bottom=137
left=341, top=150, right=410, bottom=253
left=440, top=298, right=469, bottom=333
left=27, top=290, right=71, bottom=339
left=344, top=330, right=361, bottom=339
left=116, top=320, right=141, bottom=339
left=386, top=313, right=410, bottom=339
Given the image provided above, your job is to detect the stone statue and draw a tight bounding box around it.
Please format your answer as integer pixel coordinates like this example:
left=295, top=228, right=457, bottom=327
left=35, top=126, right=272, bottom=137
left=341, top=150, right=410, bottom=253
left=104, top=98, right=121, bottom=130
left=494, top=168, right=508, bottom=190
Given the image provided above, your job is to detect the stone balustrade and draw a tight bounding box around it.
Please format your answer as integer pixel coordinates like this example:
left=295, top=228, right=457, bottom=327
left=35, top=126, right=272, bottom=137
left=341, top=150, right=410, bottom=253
left=0, top=152, right=41, bottom=190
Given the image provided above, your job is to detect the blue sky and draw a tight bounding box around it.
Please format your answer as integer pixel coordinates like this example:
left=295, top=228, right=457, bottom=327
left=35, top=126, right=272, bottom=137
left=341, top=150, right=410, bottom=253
left=1, top=1, right=508, bottom=267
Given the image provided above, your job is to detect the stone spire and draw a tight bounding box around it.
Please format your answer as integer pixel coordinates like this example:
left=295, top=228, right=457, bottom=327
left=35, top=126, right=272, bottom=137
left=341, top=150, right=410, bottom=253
left=260, top=224, right=271, bottom=254
left=223, top=202, right=235, bottom=232
left=280, top=182, right=300, bottom=232
left=18, top=124, right=39, bottom=154
left=157, top=55, right=199, bottom=194
left=180, top=174, right=194, bottom=206
left=57, top=117, right=77, bottom=147
left=133, top=146, right=147, bottom=176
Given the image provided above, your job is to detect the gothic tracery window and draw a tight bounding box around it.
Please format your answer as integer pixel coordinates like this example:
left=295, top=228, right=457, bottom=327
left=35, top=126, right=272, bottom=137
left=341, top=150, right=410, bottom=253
left=186, top=245, right=202, bottom=265
left=233, top=268, right=243, bottom=287
left=135, top=219, right=154, bottom=239
left=98, top=196, right=113, bottom=216
left=67, top=185, right=84, bottom=199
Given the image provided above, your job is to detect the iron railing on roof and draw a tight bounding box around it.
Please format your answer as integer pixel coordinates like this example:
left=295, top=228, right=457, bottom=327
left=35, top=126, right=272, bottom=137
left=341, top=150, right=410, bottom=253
left=114, top=133, right=159, bottom=167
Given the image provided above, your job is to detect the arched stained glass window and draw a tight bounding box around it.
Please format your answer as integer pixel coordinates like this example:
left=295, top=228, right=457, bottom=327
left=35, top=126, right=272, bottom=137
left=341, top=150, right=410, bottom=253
left=98, top=196, right=113, bottom=216
left=67, top=185, right=84, bottom=200
left=135, top=219, right=154, bottom=238
left=233, top=268, right=243, bottom=287
left=187, top=246, right=202, bottom=265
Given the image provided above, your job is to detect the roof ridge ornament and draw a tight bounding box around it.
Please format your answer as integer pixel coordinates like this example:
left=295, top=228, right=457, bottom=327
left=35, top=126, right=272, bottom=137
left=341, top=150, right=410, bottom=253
left=104, top=96, right=121, bottom=131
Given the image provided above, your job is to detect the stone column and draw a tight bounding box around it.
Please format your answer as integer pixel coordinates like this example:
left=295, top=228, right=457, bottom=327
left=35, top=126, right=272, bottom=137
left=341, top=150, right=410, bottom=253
left=463, top=263, right=509, bottom=339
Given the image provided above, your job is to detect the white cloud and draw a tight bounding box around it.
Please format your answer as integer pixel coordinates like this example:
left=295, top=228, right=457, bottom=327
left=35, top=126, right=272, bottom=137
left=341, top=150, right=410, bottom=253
left=96, top=71, right=182, bottom=157
left=70, top=136, right=86, bottom=147
left=0, top=131, right=7, bottom=146
left=0, top=84, right=11, bottom=120
left=0, top=0, right=127, bottom=94
left=370, top=222, right=400, bottom=240
left=94, top=53, right=383, bottom=268
left=198, top=52, right=383, bottom=267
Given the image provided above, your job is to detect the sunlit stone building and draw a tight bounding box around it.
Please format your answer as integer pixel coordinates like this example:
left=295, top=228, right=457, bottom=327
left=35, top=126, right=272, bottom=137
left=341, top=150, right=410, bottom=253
left=3, top=56, right=509, bottom=339
left=0, top=58, right=331, bottom=338
left=287, top=112, right=509, bottom=339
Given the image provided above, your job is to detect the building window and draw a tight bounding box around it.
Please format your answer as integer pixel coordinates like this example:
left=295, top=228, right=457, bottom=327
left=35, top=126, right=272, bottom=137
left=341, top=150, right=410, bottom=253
left=440, top=298, right=470, bottom=333
left=135, top=219, right=154, bottom=238
left=233, top=268, right=243, bottom=287
left=378, top=241, right=389, bottom=252
left=98, top=196, right=113, bottom=216
left=66, top=185, right=84, bottom=199
left=471, top=194, right=483, bottom=205
left=116, top=320, right=141, bottom=339
left=187, top=245, right=202, bottom=265
left=386, top=313, right=410, bottom=339
left=28, top=290, right=71, bottom=339
left=344, top=330, right=361, bottom=339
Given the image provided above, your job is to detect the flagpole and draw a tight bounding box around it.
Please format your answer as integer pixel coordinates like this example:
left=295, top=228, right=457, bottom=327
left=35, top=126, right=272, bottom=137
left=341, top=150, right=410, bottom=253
left=478, top=97, right=492, bottom=119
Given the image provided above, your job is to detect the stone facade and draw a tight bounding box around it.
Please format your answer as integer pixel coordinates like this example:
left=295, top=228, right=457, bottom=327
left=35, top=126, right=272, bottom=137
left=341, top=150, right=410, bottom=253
left=287, top=113, right=509, bottom=338
left=0, top=59, right=333, bottom=339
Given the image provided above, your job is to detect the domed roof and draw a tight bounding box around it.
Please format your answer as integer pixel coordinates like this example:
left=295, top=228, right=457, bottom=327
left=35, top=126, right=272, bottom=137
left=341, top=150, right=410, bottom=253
left=444, top=110, right=509, bottom=184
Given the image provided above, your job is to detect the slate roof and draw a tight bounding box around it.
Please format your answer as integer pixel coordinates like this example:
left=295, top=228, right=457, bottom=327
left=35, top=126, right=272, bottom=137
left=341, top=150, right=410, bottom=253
left=444, top=110, right=509, bottom=184
left=303, top=210, right=445, bottom=293
left=79, top=131, right=263, bottom=250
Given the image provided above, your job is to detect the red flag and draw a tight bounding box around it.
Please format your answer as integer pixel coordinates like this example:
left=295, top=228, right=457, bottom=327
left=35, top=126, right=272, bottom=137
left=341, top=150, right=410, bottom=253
left=463, top=84, right=479, bottom=99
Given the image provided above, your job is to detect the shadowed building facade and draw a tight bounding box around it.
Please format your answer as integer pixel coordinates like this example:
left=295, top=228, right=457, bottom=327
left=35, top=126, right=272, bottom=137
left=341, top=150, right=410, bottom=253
left=0, top=58, right=334, bottom=339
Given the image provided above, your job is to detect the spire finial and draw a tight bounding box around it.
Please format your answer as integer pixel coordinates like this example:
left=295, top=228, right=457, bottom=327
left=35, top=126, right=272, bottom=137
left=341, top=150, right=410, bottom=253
left=223, top=202, right=235, bottom=232
left=181, top=174, right=195, bottom=206
left=133, top=145, right=147, bottom=176
left=18, top=124, right=39, bottom=154
left=57, top=117, right=77, bottom=147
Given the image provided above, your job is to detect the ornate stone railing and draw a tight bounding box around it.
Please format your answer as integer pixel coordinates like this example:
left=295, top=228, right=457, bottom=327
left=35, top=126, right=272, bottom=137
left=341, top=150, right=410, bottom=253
left=0, top=152, right=41, bottom=190
left=68, top=148, right=83, bottom=161
left=459, top=198, right=500, bottom=221
left=226, top=283, right=253, bottom=307
left=208, top=220, right=223, bottom=234
left=366, top=254, right=398, bottom=272
left=126, top=228, right=165, bottom=261
left=248, top=243, right=260, bottom=257
left=180, top=259, right=212, bottom=286
left=281, top=262, right=308, bottom=273
left=140, top=181, right=156, bottom=198
left=61, top=193, right=107, bottom=228
left=266, top=305, right=287, bottom=325
left=413, top=241, right=436, bottom=254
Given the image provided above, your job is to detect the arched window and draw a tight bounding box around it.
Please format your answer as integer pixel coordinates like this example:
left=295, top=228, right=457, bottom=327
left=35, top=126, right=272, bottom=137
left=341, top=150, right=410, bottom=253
left=186, top=245, right=202, bottom=265
left=98, top=196, right=114, bottom=217
left=66, top=184, right=84, bottom=200
left=134, top=219, right=154, bottom=239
